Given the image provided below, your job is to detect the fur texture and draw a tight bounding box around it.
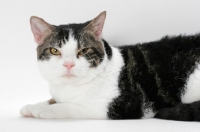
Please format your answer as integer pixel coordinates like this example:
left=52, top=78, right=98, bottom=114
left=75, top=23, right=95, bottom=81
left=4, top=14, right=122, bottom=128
left=108, top=35, right=200, bottom=119
left=20, top=11, right=200, bottom=121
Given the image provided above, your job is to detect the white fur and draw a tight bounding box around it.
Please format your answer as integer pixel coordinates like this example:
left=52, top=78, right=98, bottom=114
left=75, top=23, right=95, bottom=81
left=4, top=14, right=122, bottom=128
left=20, top=33, right=124, bottom=119
left=142, top=108, right=155, bottom=119
left=181, top=63, right=200, bottom=103
left=142, top=101, right=155, bottom=119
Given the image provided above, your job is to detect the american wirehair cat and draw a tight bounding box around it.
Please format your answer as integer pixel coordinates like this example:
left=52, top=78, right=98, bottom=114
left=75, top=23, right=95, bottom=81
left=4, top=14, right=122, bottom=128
left=20, top=11, right=200, bottom=121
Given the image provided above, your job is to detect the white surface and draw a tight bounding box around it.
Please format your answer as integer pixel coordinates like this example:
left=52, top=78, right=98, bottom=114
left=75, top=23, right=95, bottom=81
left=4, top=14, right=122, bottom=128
left=1, top=0, right=200, bottom=131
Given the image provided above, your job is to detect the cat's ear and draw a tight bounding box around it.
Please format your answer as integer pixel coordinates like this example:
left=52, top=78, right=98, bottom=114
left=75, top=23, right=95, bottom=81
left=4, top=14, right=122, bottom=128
left=85, top=11, right=106, bottom=40
left=30, top=16, right=53, bottom=45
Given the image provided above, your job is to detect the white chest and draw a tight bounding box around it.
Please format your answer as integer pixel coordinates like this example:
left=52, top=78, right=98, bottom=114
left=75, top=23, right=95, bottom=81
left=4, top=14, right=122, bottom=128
left=49, top=76, right=119, bottom=105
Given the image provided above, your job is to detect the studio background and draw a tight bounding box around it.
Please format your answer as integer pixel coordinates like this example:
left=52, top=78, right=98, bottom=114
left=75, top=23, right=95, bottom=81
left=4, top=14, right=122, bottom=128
left=0, top=0, right=200, bottom=131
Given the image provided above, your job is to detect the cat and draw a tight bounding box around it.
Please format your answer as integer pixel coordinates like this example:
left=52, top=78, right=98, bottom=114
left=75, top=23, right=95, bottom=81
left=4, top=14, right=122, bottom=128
left=20, top=11, right=200, bottom=121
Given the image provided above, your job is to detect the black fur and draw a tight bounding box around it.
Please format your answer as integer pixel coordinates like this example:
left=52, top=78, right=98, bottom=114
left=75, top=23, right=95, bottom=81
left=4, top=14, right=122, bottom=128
left=155, top=101, right=200, bottom=121
left=57, top=20, right=91, bottom=43
left=102, top=39, right=112, bottom=60
left=108, top=34, right=200, bottom=120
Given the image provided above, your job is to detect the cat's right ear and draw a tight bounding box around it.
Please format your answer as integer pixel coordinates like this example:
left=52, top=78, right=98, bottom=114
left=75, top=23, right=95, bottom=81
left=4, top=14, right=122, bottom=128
left=30, top=16, right=53, bottom=45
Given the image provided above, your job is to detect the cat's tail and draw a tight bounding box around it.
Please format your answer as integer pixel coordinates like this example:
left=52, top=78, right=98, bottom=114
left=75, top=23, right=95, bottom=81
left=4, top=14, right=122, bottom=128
left=154, top=100, right=200, bottom=121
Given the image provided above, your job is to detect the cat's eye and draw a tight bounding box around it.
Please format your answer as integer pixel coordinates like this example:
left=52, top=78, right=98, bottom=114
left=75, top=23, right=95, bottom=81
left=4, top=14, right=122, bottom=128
left=81, top=48, right=89, bottom=54
left=50, top=48, right=61, bottom=56
left=78, top=48, right=89, bottom=56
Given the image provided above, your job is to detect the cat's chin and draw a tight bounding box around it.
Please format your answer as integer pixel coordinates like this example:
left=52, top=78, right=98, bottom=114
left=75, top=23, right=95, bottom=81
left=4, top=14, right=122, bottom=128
left=62, top=74, right=76, bottom=79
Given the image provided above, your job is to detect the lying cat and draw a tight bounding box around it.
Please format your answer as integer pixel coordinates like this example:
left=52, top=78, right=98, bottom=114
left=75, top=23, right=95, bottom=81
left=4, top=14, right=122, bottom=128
left=20, top=11, right=200, bottom=121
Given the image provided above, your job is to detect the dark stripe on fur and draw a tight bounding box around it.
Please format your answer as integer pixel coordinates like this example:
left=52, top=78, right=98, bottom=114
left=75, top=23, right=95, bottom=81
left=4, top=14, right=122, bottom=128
left=102, top=39, right=112, bottom=60
left=108, top=34, right=200, bottom=119
left=108, top=46, right=144, bottom=119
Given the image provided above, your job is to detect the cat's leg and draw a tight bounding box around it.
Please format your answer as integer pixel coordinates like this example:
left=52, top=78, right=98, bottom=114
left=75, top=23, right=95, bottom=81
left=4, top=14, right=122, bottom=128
left=20, top=99, right=56, bottom=117
left=154, top=100, right=200, bottom=121
left=20, top=101, right=107, bottom=119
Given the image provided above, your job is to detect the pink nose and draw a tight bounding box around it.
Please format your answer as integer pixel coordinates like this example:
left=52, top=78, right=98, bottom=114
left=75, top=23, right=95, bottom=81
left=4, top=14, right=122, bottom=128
left=63, top=62, right=75, bottom=71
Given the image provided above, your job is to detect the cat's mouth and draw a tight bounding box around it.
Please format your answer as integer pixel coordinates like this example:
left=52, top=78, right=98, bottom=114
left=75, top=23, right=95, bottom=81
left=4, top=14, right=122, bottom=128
left=62, top=73, right=76, bottom=79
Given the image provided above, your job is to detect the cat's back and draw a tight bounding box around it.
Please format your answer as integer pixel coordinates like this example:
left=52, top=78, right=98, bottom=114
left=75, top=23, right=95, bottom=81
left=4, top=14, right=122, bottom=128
left=118, top=34, right=200, bottom=88
left=119, top=33, right=200, bottom=101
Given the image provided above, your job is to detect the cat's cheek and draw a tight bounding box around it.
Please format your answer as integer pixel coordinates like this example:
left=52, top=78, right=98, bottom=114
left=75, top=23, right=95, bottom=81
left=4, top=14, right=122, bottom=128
left=38, top=61, right=52, bottom=81
left=37, top=58, right=64, bottom=83
left=73, top=67, right=88, bottom=77
left=73, top=58, right=91, bottom=76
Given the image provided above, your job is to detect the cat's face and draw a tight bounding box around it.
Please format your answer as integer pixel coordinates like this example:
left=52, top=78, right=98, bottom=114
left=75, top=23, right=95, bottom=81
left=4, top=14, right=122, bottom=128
left=30, top=12, right=108, bottom=84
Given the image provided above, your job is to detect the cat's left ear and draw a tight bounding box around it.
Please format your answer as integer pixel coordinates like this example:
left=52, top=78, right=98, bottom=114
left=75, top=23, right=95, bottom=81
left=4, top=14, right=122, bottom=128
left=84, top=11, right=106, bottom=40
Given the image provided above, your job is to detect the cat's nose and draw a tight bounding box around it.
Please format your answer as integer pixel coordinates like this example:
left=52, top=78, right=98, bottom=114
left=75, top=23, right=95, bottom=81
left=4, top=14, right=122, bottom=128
left=63, top=62, right=75, bottom=71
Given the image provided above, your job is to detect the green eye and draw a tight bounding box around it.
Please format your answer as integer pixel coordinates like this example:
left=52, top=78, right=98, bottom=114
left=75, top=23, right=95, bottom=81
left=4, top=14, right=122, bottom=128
left=50, top=48, right=61, bottom=55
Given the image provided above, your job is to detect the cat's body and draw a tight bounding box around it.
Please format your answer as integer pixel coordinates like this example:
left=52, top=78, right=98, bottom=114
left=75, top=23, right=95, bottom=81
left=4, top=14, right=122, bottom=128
left=20, top=11, right=200, bottom=121
left=109, top=35, right=200, bottom=120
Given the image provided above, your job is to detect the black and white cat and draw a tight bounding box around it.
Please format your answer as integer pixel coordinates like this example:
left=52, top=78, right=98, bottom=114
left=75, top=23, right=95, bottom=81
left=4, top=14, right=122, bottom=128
left=20, top=11, right=200, bottom=121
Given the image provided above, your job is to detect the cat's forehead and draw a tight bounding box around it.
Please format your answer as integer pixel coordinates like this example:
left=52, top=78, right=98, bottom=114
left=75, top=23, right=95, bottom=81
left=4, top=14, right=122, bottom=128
left=59, top=21, right=91, bottom=31
left=54, top=24, right=103, bottom=50
left=59, top=32, right=78, bottom=56
left=56, top=21, right=91, bottom=42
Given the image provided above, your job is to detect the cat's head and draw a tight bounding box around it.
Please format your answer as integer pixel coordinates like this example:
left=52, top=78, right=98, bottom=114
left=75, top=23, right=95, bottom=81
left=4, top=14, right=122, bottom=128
left=30, top=11, right=111, bottom=85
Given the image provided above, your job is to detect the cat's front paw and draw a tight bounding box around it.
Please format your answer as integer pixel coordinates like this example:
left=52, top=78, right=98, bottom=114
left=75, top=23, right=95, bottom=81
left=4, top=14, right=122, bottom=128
left=20, top=102, right=49, bottom=118
left=31, top=105, right=56, bottom=119
left=20, top=104, right=34, bottom=117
